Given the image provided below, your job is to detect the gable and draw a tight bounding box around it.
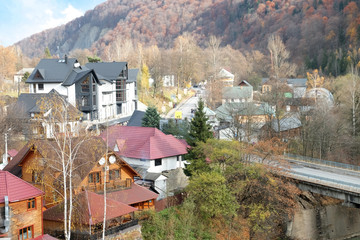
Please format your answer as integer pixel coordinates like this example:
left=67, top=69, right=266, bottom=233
left=34, top=69, right=44, bottom=79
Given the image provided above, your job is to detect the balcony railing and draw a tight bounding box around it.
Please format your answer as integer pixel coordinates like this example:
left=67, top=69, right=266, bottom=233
left=85, top=180, right=131, bottom=193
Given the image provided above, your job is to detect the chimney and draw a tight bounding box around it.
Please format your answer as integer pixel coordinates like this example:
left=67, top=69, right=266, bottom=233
left=65, top=54, right=68, bottom=64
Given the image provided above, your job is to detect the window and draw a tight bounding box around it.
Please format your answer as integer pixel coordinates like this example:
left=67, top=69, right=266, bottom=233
left=19, top=226, right=33, bottom=240
left=33, top=84, right=36, bottom=93
left=109, top=169, right=120, bottom=180
left=82, top=96, right=89, bottom=106
left=155, top=158, right=162, bottom=166
left=32, top=171, right=43, bottom=183
left=93, top=95, right=96, bottom=106
left=38, top=83, right=44, bottom=90
left=81, top=77, right=90, bottom=92
left=27, top=198, right=36, bottom=210
left=88, top=172, right=101, bottom=184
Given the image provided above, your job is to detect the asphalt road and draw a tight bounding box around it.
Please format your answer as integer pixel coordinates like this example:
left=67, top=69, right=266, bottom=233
left=166, top=88, right=204, bottom=120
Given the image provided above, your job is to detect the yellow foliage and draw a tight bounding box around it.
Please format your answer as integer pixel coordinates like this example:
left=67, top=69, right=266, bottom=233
left=306, top=69, right=325, bottom=89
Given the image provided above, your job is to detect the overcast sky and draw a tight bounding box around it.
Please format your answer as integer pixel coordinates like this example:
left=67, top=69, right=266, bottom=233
left=0, top=0, right=107, bottom=46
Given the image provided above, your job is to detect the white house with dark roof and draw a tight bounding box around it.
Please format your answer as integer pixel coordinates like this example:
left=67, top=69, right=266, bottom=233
left=25, top=56, right=138, bottom=124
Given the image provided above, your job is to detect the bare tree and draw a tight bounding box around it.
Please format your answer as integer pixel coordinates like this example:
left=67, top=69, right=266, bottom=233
left=267, top=35, right=296, bottom=79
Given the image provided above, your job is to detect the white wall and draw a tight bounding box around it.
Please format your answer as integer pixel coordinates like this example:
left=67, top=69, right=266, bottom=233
left=123, top=155, right=184, bottom=173
left=154, top=175, right=168, bottom=200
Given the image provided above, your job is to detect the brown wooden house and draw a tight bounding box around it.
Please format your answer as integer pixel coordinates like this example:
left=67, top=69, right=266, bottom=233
left=0, top=170, right=44, bottom=240
left=3, top=137, right=158, bottom=210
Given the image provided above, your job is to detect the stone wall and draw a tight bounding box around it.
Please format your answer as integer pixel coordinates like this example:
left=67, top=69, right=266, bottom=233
left=287, top=204, right=360, bottom=240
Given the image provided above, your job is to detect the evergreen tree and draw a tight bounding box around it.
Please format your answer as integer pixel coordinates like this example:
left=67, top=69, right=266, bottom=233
left=142, top=106, right=160, bottom=128
left=44, top=47, right=51, bottom=58
left=188, top=99, right=213, bottom=146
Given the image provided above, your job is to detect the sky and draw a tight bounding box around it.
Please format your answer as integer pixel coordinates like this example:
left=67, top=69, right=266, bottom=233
left=0, top=0, right=107, bottom=46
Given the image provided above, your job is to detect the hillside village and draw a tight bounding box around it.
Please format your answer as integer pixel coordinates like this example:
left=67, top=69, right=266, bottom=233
left=3, top=0, right=360, bottom=239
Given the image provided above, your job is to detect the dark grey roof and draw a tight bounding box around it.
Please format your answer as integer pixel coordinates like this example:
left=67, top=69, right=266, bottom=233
left=222, top=86, right=253, bottom=99
left=26, top=58, right=78, bottom=84
left=127, top=69, right=139, bottom=83
left=287, top=78, right=307, bottom=87
left=127, top=110, right=145, bottom=127
left=13, top=90, right=78, bottom=119
left=62, top=67, right=103, bottom=86
left=85, top=62, right=127, bottom=80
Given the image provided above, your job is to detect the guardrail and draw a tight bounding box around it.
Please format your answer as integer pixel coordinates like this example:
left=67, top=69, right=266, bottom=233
left=284, top=153, right=360, bottom=171
left=283, top=170, right=360, bottom=194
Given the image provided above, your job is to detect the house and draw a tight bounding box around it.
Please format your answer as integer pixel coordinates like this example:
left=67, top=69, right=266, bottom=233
left=261, top=113, right=302, bottom=140
left=261, top=78, right=307, bottom=98
left=26, top=56, right=138, bottom=124
left=100, top=126, right=189, bottom=199
left=217, top=68, right=234, bottom=87
left=215, top=102, right=274, bottom=142
left=10, top=90, right=82, bottom=139
left=0, top=170, right=44, bottom=240
left=13, top=68, right=34, bottom=83
left=222, top=84, right=253, bottom=104
left=3, top=137, right=157, bottom=210
left=43, top=191, right=140, bottom=239
left=100, top=126, right=188, bottom=173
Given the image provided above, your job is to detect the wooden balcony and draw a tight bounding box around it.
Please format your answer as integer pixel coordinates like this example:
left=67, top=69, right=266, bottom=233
left=85, top=179, right=131, bottom=193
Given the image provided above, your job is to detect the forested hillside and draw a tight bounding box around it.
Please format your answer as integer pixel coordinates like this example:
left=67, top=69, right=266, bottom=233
left=15, top=0, right=360, bottom=75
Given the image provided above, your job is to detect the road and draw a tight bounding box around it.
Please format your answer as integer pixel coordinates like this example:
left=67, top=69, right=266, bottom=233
left=165, top=88, right=204, bottom=120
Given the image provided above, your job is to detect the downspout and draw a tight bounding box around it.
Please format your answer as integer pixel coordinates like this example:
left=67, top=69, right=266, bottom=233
left=0, top=196, right=10, bottom=234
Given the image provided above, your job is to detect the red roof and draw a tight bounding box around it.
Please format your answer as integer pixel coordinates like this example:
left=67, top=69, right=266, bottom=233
left=43, top=191, right=136, bottom=225
left=0, top=170, right=43, bottom=203
left=107, top=183, right=158, bottom=205
left=100, top=126, right=188, bottom=159
left=7, top=149, right=18, bottom=157
left=34, top=234, right=58, bottom=240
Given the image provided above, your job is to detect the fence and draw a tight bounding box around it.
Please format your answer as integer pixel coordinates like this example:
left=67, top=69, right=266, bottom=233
left=284, top=153, right=360, bottom=171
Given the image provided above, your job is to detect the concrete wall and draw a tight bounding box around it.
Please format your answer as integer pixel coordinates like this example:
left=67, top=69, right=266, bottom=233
left=287, top=204, right=360, bottom=240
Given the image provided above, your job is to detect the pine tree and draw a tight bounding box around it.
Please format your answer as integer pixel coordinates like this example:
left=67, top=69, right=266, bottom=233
left=188, top=99, right=213, bottom=146
left=142, top=106, right=160, bottom=128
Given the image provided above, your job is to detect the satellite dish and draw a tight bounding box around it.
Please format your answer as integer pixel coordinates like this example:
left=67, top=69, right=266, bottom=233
left=109, top=155, right=116, bottom=164
left=99, top=157, right=105, bottom=166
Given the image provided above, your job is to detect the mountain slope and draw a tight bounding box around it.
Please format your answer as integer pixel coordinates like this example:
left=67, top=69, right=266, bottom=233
left=15, top=0, right=360, bottom=75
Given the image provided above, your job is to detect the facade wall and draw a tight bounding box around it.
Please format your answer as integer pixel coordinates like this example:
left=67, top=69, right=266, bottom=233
left=124, top=156, right=184, bottom=173
left=77, top=159, right=136, bottom=194
left=1, top=196, right=43, bottom=240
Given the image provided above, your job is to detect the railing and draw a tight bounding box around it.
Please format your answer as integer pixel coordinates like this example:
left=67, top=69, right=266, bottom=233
left=284, top=170, right=360, bottom=194
left=51, top=219, right=138, bottom=240
left=85, top=180, right=131, bottom=193
left=284, top=153, right=360, bottom=171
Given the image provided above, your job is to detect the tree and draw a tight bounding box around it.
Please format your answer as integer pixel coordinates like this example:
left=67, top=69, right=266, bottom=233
left=142, top=106, right=160, bottom=128
left=267, top=35, right=296, bottom=79
left=87, top=55, right=101, bottom=63
left=22, top=72, right=30, bottom=82
left=162, top=118, right=189, bottom=139
left=0, top=45, right=17, bottom=81
left=33, top=94, right=103, bottom=240
left=139, top=63, right=150, bottom=102
left=69, top=48, right=93, bottom=65
left=186, top=171, right=237, bottom=220
left=44, top=47, right=51, bottom=58
left=187, top=99, right=213, bottom=146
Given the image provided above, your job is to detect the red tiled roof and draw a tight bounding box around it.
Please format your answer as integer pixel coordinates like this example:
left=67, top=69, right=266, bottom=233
left=43, top=191, right=136, bottom=225
left=0, top=170, right=43, bottom=203
left=34, top=234, right=58, bottom=240
left=100, top=126, right=188, bottom=160
left=107, top=183, right=158, bottom=205
left=7, top=149, right=18, bottom=157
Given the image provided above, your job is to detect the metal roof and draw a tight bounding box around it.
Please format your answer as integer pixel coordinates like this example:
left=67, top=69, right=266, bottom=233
left=0, top=170, right=43, bottom=203
left=86, top=62, right=127, bottom=80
